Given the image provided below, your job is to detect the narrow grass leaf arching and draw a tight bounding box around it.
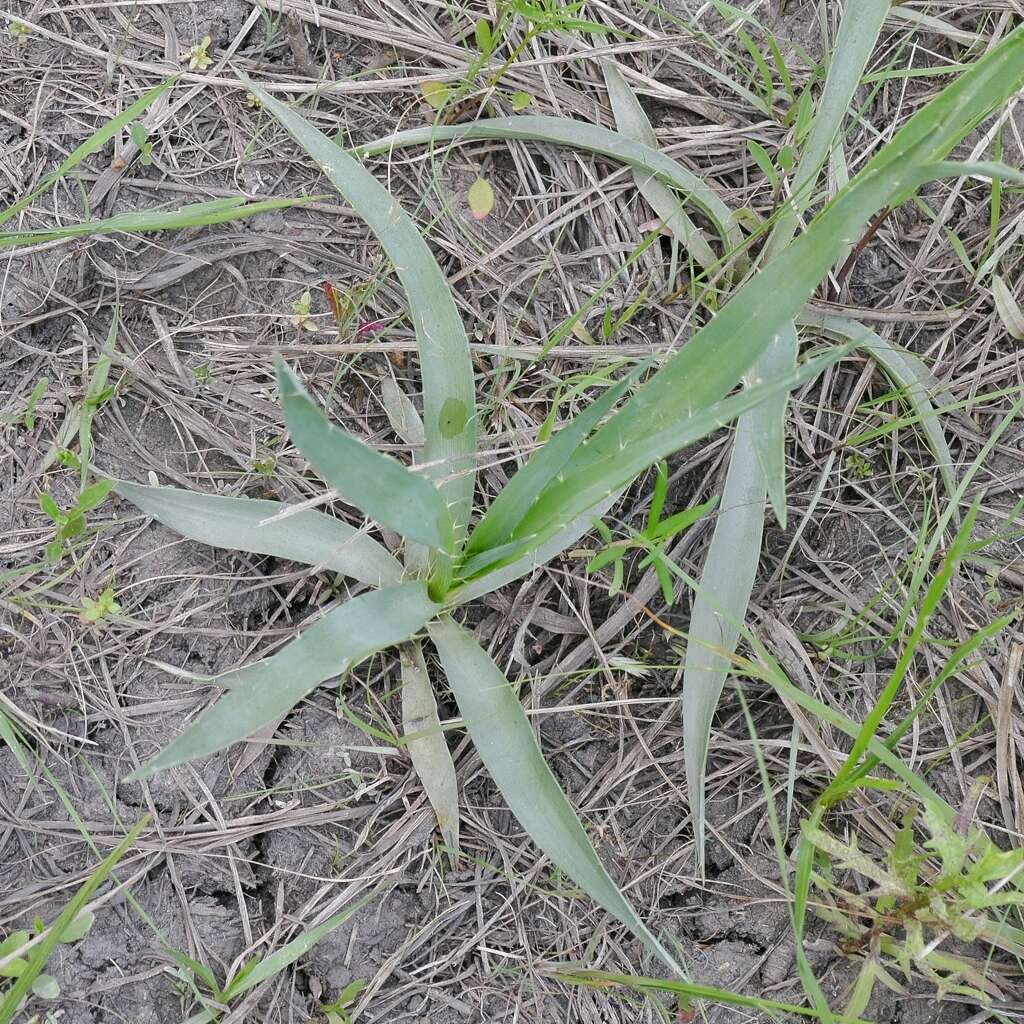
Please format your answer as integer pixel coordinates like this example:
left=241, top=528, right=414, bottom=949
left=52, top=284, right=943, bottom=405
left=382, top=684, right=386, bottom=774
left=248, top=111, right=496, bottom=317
left=114, top=481, right=403, bottom=588
left=400, top=641, right=460, bottom=858
left=682, top=0, right=890, bottom=870
left=481, top=349, right=850, bottom=568
left=428, top=616, right=681, bottom=973
left=359, top=115, right=743, bottom=259
left=0, top=76, right=176, bottom=230
left=277, top=360, right=454, bottom=554
left=126, top=583, right=438, bottom=780
left=243, top=77, right=478, bottom=539
left=600, top=60, right=716, bottom=277
left=0, top=197, right=319, bottom=250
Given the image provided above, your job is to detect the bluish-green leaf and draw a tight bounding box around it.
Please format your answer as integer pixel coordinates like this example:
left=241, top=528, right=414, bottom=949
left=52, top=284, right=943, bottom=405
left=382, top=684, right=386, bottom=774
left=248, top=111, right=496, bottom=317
left=277, top=360, right=454, bottom=553
left=464, top=375, right=632, bottom=560
left=115, top=481, right=403, bottom=587
left=243, top=77, right=478, bottom=540
left=127, top=582, right=437, bottom=780
left=428, top=617, right=681, bottom=974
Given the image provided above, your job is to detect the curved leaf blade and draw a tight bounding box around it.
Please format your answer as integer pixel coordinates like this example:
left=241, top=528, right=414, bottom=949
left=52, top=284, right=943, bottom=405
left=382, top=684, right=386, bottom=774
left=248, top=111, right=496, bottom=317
left=508, top=347, right=849, bottom=558
left=764, top=0, right=890, bottom=259
left=428, top=616, right=681, bottom=974
left=244, top=77, right=478, bottom=539
left=749, top=322, right=797, bottom=527
left=796, top=310, right=957, bottom=499
left=452, top=493, right=622, bottom=605
left=127, top=582, right=437, bottom=780
left=681, top=414, right=766, bottom=875
left=400, top=640, right=460, bottom=859
left=0, top=197, right=317, bottom=251
left=115, top=481, right=403, bottom=587
left=358, top=116, right=743, bottom=259
left=277, top=360, right=454, bottom=553
left=600, top=62, right=718, bottom=275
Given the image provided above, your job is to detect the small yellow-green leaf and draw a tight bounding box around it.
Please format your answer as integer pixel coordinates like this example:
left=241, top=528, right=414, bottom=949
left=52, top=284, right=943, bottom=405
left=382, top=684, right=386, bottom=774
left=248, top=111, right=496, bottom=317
left=421, top=81, right=450, bottom=110
left=467, top=177, right=495, bottom=220
left=438, top=397, right=468, bottom=439
left=511, top=91, right=532, bottom=111
left=993, top=274, right=1024, bottom=340
left=32, top=974, right=60, bottom=1000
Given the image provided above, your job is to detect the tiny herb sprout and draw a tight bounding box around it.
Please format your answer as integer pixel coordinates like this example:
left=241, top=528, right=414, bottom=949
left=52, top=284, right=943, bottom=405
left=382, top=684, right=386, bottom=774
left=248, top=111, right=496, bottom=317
left=80, top=586, right=121, bottom=625
left=845, top=451, right=874, bottom=480
left=0, top=377, right=47, bottom=430
left=39, top=480, right=115, bottom=562
left=6, top=20, right=31, bottom=43
left=0, top=912, right=94, bottom=1006
left=188, top=35, right=213, bottom=71
left=291, top=289, right=316, bottom=331
left=129, top=121, right=153, bottom=165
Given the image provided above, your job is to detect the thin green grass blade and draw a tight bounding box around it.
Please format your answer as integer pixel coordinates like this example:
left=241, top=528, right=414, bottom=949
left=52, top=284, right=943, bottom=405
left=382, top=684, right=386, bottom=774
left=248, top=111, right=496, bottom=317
left=553, top=968, right=860, bottom=1023
left=681, top=413, right=765, bottom=875
left=737, top=692, right=834, bottom=1022
left=796, top=310, right=956, bottom=499
left=114, top=482, right=403, bottom=587
left=428, top=617, right=681, bottom=974
left=358, top=116, right=743, bottom=259
left=822, top=501, right=981, bottom=801
left=600, top=62, right=717, bottom=275
left=464, top=374, right=632, bottom=562
left=222, top=885, right=384, bottom=1000
left=749, top=322, right=797, bottom=525
left=244, top=77, right=477, bottom=539
left=0, top=77, right=177, bottom=229
left=0, top=196, right=316, bottom=250
left=400, top=640, right=460, bottom=859
left=126, top=583, right=437, bottom=780
left=277, top=360, right=454, bottom=554
left=764, top=0, right=890, bottom=259
left=0, top=816, right=148, bottom=1024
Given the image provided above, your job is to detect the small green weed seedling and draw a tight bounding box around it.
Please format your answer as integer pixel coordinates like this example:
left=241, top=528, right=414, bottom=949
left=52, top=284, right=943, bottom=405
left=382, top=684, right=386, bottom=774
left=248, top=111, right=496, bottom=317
left=0, top=377, right=48, bottom=430
left=0, top=912, right=93, bottom=1004
left=807, top=803, right=1024, bottom=1014
left=39, top=480, right=115, bottom=562
left=587, top=462, right=716, bottom=604
left=187, top=36, right=213, bottom=71
left=0, top=820, right=146, bottom=1024
left=291, top=289, right=317, bottom=331
left=318, top=979, right=367, bottom=1024
left=165, top=888, right=378, bottom=1024
left=79, top=585, right=121, bottom=625
left=128, top=121, right=153, bottom=166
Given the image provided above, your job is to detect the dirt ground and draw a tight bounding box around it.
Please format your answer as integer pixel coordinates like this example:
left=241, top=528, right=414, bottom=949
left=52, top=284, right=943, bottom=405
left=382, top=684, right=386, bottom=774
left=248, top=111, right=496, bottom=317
left=2, top=1, right=1024, bottom=1022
